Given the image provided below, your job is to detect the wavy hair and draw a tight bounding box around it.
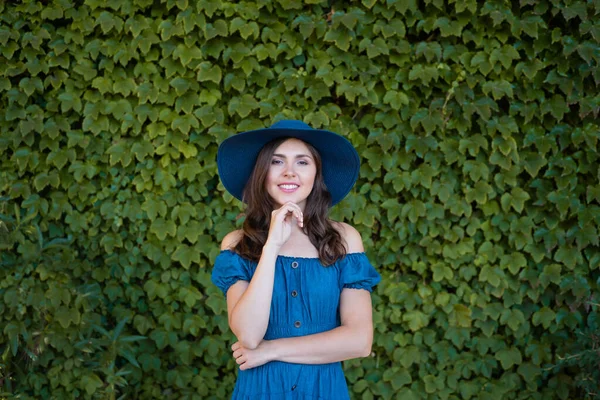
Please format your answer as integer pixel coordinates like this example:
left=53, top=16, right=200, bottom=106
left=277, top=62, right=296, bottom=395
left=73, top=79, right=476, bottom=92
left=233, top=137, right=347, bottom=266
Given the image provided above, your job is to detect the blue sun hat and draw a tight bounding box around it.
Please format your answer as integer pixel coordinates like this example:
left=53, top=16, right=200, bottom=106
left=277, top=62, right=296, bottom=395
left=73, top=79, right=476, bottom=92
left=217, top=120, right=360, bottom=207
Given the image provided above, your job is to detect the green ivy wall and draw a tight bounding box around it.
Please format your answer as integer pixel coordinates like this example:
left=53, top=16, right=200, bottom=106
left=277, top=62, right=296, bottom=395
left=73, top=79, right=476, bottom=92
left=1, top=0, right=599, bottom=399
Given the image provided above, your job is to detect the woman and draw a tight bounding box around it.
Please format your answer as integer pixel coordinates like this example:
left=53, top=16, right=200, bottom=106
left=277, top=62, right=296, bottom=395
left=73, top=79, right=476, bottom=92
left=212, top=120, right=381, bottom=399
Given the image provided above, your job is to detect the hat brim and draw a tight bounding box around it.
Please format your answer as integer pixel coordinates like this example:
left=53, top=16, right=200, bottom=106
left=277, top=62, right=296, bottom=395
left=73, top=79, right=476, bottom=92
left=217, top=126, right=360, bottom=207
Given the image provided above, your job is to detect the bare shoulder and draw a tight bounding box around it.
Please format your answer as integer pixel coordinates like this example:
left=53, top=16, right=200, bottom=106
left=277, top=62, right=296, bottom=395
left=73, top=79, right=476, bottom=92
left=220, top=229, right=244, bottom=250
left=331, top=221, right=365, bottom=253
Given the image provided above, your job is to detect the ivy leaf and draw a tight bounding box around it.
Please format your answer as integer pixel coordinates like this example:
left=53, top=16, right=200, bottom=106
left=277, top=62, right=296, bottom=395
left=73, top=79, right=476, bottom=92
left=482, top=80, right=513, bottom=100
left=403, top=199, right=426, bottom=223
left=402, top=311, right=430, bottom=332
left=80, top=374, right=104, bottom=396
left=479, top=265, right=504, bottom=287
left=57, top=92, right=82, bottom=113
left=495, top=347, right=522, bottom=369
left=501, top=188, right=530, bottom=214
left=517, top=363, right=541, bottom=383
left=432, top=262, right=453, bottom=282
left=408, top=64, right=440, bottom=85
left=171, top=114, right=199, bottom=135
left=197, top=62, right=222, bottom=83
left=173, top=44, right=202, bottom=67
left=391, top=369, right=412, bottom=390
left=540, top=94, right=567, bottom=121
left=150, top=218, right=177, bottom=241
left=450, top=304, right=472, bottom=327
left=500, top=252, right=527, bottom=274
left=554, top=245, right=579, bottom=269
left=55, top=306, right=80, bottom=329
left=383, top=90, right=409, bottom=110
left=434, top=17, right=464, bottom=37
left=324, top=29, right=351, bottom=51
left=228, top=94, right=258, bottom=118
left=172, top=244, right=200, bottom=269
left=490, top=45, right=520, bottom=69
left=522, top=152, right=547, bottom=178
left=131, top=140, right=154, bottom=162
left=532, top=307, right=556, bottom=329
left=169, top=77, right=191, bottom=95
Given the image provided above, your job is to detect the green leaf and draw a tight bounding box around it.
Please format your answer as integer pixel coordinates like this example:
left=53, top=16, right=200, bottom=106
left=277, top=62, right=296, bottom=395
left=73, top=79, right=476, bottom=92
left=482, top=80, right=513, bottom=100
left=196, top=62, right=222, bottom=83
left=490, top=45, right=520, bottom=69
left=57, top=92, right=82, bottom=112
left=169, top=77, right=191, bottom=95
left=495, top=347, right=522, bottom=369
left=432, top=262, right=453, bottom=282
left=532, top=307, right=556, bottom=329
left=173, top=44, right=202, bottom=67
left=391, top=369, right=412, bottom=390
left=479, top=265, right=504, bottom=287
left=178, top=286, right=203, bottom=307
left=324, top=29, right=350, bottom=51
left=4, top=323, right=20, bottom=356
left=172, top=244, right=201, bottom=269
left=554, top=245, right=579, bottom=269
left=517, top=362, right=541, bottom=382
left=450, top=304, right=472, bottom=327
left=501, top=187, right=530, bottom=213
left=541, top=94, right=567, bottom=121
left=393, top=345, right=421, bottom=368
left=81, top=374, right=103, bottom=396
left=500, top=252, right=527, bottom=274
left=150, top=218, right=177, bottom=240
left=402, top=311, right=429, bottom=332
left=383, top=90, right=409, bottom=110
left=228, top=94, right=258, bottom=118
left=171, top=114, right=199, bottom=135
left=408, top=64, right=440, bottom=85
left=55, top=306, right=81, bottom=329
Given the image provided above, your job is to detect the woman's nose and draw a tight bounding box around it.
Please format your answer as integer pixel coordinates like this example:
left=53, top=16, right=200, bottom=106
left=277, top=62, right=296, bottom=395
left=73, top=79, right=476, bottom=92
left=283, top=165, right=296, bottom=177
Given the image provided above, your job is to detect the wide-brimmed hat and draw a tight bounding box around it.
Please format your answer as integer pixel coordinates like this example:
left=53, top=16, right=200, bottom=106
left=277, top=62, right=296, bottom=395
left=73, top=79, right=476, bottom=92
left=217, top=120, right=360, bottom=207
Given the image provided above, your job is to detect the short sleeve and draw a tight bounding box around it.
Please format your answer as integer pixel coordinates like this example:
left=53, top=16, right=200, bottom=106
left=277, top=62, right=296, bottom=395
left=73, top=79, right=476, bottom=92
left=211, top=250, right=251, bottom=296
left=340, top=253, right=382, bottom=292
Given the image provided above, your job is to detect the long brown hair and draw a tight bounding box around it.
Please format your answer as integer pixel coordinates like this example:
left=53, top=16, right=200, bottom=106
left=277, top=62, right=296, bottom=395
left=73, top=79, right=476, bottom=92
left=234, top=137, right=347, bottom=265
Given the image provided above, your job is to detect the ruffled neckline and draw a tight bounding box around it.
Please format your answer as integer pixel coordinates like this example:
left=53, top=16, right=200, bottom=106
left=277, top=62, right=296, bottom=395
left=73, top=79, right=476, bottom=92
left=219, top=249, right=366, bottom=261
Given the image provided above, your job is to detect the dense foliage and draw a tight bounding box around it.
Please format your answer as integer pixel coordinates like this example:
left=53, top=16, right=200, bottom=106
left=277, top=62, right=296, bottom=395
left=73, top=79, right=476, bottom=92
left=1, top=0, right=599, bottom=399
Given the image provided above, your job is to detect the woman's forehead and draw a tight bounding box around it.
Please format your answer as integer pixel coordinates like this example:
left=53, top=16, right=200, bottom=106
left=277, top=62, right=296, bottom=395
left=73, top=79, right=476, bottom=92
left=274, top=138, right=311, bottom=154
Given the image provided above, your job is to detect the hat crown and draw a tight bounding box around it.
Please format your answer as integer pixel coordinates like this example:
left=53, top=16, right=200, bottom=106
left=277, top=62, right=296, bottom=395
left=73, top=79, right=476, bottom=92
left=270, top=120, right=310, bottom=130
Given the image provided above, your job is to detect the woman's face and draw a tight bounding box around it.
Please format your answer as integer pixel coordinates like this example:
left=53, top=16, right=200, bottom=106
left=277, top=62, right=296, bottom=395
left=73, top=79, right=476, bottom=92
left=265, top=138, right=317, bottom=211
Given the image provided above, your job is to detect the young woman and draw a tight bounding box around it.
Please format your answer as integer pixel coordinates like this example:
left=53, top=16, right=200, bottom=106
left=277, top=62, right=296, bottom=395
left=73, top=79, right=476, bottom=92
left=212, top=120, right=381, bottom=399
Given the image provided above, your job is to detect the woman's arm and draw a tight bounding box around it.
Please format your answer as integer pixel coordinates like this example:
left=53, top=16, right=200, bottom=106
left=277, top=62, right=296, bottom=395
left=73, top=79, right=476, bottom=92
left=224, top=232, right=279, bottom=350
left=224, top=202, right=305, bottom=350
left=232, top=222, right=376, bottom=368
left=268, top=287, right=374, bottom=363
left=232, top=287, right=374, bottom=369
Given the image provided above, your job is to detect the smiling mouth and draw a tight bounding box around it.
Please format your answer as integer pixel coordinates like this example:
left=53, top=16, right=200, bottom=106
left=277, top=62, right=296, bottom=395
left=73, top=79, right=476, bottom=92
left=278, top=184, right=299, bottom=192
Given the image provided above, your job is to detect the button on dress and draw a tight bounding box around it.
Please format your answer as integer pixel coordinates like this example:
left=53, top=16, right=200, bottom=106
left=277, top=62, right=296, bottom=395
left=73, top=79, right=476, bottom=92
left=211, top=250, right=382, bottom=400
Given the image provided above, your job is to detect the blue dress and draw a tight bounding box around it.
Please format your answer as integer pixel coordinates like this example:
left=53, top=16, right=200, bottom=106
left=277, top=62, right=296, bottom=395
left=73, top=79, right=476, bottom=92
left=211, top=250, right=381, bottom=400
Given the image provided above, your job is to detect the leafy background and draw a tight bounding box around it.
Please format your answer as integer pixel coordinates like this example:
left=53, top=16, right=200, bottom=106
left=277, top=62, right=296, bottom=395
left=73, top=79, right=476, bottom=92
left=1, top=0, right=599, bottom=399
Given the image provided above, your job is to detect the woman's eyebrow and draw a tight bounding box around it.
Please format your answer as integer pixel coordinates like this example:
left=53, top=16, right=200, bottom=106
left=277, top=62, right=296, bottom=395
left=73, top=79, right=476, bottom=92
left=272, top=153, right=313, bottom=159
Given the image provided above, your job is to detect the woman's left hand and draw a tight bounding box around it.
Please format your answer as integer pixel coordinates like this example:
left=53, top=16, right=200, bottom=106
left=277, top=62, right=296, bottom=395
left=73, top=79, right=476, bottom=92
left=231, top=340, right=274, bottom=370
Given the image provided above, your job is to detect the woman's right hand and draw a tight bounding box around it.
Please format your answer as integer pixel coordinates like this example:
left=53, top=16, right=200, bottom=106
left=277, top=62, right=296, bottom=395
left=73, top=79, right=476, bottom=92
left=265, top=202, right=303, bottom=250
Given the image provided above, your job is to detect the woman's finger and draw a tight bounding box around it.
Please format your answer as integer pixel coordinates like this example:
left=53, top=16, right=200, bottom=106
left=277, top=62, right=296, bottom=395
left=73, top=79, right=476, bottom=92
left=236, top=355, right=246, bottom=365
left=276, top=203, right=303, bottom=224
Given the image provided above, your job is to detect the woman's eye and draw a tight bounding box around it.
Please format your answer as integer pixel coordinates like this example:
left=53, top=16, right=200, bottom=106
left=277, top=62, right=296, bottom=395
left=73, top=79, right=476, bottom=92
left=298, top=160, right=309, bottom=165
left=271, top=159, right=283, bottom=165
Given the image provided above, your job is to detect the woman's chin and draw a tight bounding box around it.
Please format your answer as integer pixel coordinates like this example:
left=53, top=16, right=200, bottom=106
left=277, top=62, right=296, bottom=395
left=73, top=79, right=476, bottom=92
left=270, top=194, right=308, bottom=209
